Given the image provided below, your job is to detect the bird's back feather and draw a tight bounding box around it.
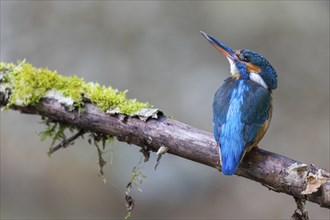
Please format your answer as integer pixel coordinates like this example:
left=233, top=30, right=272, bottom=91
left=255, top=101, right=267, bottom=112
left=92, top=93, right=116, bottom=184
left=213, top=77, right=271, bottom=175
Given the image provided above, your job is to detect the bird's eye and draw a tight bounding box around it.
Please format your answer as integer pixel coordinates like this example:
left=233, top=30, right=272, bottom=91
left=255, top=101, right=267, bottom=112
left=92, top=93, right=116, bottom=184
left=239, top=54, right=250, bottom=62
left=242, top=56, right=250, bottom=62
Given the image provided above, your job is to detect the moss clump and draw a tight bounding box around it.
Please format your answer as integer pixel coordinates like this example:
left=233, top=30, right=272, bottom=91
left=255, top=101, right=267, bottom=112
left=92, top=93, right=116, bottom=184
left=0, top=60, right=149, bottom=115
left=85, top=82, right=148, bottom=113
left=1, top=61, right=62, bottom=106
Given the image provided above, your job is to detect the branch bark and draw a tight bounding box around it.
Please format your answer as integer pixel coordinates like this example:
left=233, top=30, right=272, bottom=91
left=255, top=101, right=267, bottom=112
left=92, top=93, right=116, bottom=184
left=1, top=93, right=329, bottom=209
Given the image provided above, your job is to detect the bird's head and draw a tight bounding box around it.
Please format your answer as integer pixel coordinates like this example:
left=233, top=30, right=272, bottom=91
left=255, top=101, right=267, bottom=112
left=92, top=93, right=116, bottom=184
left=201, top=31, right=277, bottom=90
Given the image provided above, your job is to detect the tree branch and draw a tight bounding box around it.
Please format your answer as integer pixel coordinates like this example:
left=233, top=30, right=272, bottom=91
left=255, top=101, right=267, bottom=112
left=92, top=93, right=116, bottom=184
left=1, top=93, right=329, bottom=209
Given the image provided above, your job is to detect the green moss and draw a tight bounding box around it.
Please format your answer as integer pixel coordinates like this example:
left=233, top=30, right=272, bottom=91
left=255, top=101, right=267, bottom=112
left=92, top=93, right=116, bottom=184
left=1, top=61, right=60, bottom=106
left=0, top=60, right=150, bottom=115
left=55, top=75, right=85, bottom=107
left=38, top=119, right=75, bottom=147
left=85, top=82, right=149, bottom=113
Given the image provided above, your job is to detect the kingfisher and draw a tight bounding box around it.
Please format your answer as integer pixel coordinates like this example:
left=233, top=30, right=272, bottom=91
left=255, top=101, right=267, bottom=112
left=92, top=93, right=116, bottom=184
left=201, top=31, right=277, bottom=175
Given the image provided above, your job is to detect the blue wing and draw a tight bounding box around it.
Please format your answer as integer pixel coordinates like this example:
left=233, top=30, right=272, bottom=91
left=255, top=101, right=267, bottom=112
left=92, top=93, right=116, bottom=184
left=213, top=79, right=233, bottom=144
left=241, top=82, right=271, bottom=146
left=213, top=78, right=271, bottom=175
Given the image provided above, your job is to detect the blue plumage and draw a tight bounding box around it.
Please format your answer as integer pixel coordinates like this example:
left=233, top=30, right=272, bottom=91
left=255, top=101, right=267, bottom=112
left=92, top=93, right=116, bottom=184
left=213, top=78, right=271, bottom=175
left=201, top=31, right=277, bottom=175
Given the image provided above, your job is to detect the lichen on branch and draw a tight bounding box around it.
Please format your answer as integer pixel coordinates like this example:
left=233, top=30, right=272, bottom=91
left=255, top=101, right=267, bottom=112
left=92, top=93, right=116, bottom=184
left=0, top=60, right=149, bottom=114
left=0, top=61, right=155, bottom=200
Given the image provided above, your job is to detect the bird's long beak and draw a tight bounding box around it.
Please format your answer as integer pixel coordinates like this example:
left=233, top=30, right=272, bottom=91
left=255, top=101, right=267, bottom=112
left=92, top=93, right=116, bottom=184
left=200, top=31, right=238, bottom=61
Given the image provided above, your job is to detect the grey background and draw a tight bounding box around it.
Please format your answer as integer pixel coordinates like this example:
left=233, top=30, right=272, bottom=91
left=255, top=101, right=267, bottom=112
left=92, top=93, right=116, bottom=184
left=1, top=1, right=329, bottom=219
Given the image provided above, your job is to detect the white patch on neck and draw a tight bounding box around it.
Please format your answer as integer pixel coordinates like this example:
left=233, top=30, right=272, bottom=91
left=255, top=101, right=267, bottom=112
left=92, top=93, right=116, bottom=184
left=250, top=72, right=268, bottom=89
left=226, top=58, right=239, bottom=75
left=226, top=58, right=268, bottom=89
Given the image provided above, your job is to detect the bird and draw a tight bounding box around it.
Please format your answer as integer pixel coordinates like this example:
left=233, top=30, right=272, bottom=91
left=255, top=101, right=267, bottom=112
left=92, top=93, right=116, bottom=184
left=201, top=31, right=278, bottom=175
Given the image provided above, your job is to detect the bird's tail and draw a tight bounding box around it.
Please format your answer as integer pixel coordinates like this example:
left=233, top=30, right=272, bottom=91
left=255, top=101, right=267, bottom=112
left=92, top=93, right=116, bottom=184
left=220, top=141, right=245, bottom=176
left=221, top=153, right=240, bottom=175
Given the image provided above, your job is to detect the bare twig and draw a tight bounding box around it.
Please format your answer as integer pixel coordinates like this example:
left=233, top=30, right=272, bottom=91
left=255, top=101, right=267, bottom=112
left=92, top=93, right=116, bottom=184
left=48, top=128, right=85, bottom=155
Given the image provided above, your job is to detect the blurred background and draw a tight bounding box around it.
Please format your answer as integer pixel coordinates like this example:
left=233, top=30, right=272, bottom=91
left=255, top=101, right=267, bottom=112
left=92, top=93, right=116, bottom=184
left=1, top=1, right=329, bottom=219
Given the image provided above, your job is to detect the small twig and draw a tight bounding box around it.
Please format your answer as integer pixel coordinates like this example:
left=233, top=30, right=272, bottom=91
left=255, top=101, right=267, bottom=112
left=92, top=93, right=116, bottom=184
left=140, top=146, right=151, bottom=162
left=124, top=199, right=133, bottom=219
left=124, top=155, right=147, bottom=218
left=92, top=132, right=108, bottom=184
left=125, top=192, right=134, bottom=212
left=48, top=129, right=85, bottom=156
left=291, top=197, right=309, bottom=220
